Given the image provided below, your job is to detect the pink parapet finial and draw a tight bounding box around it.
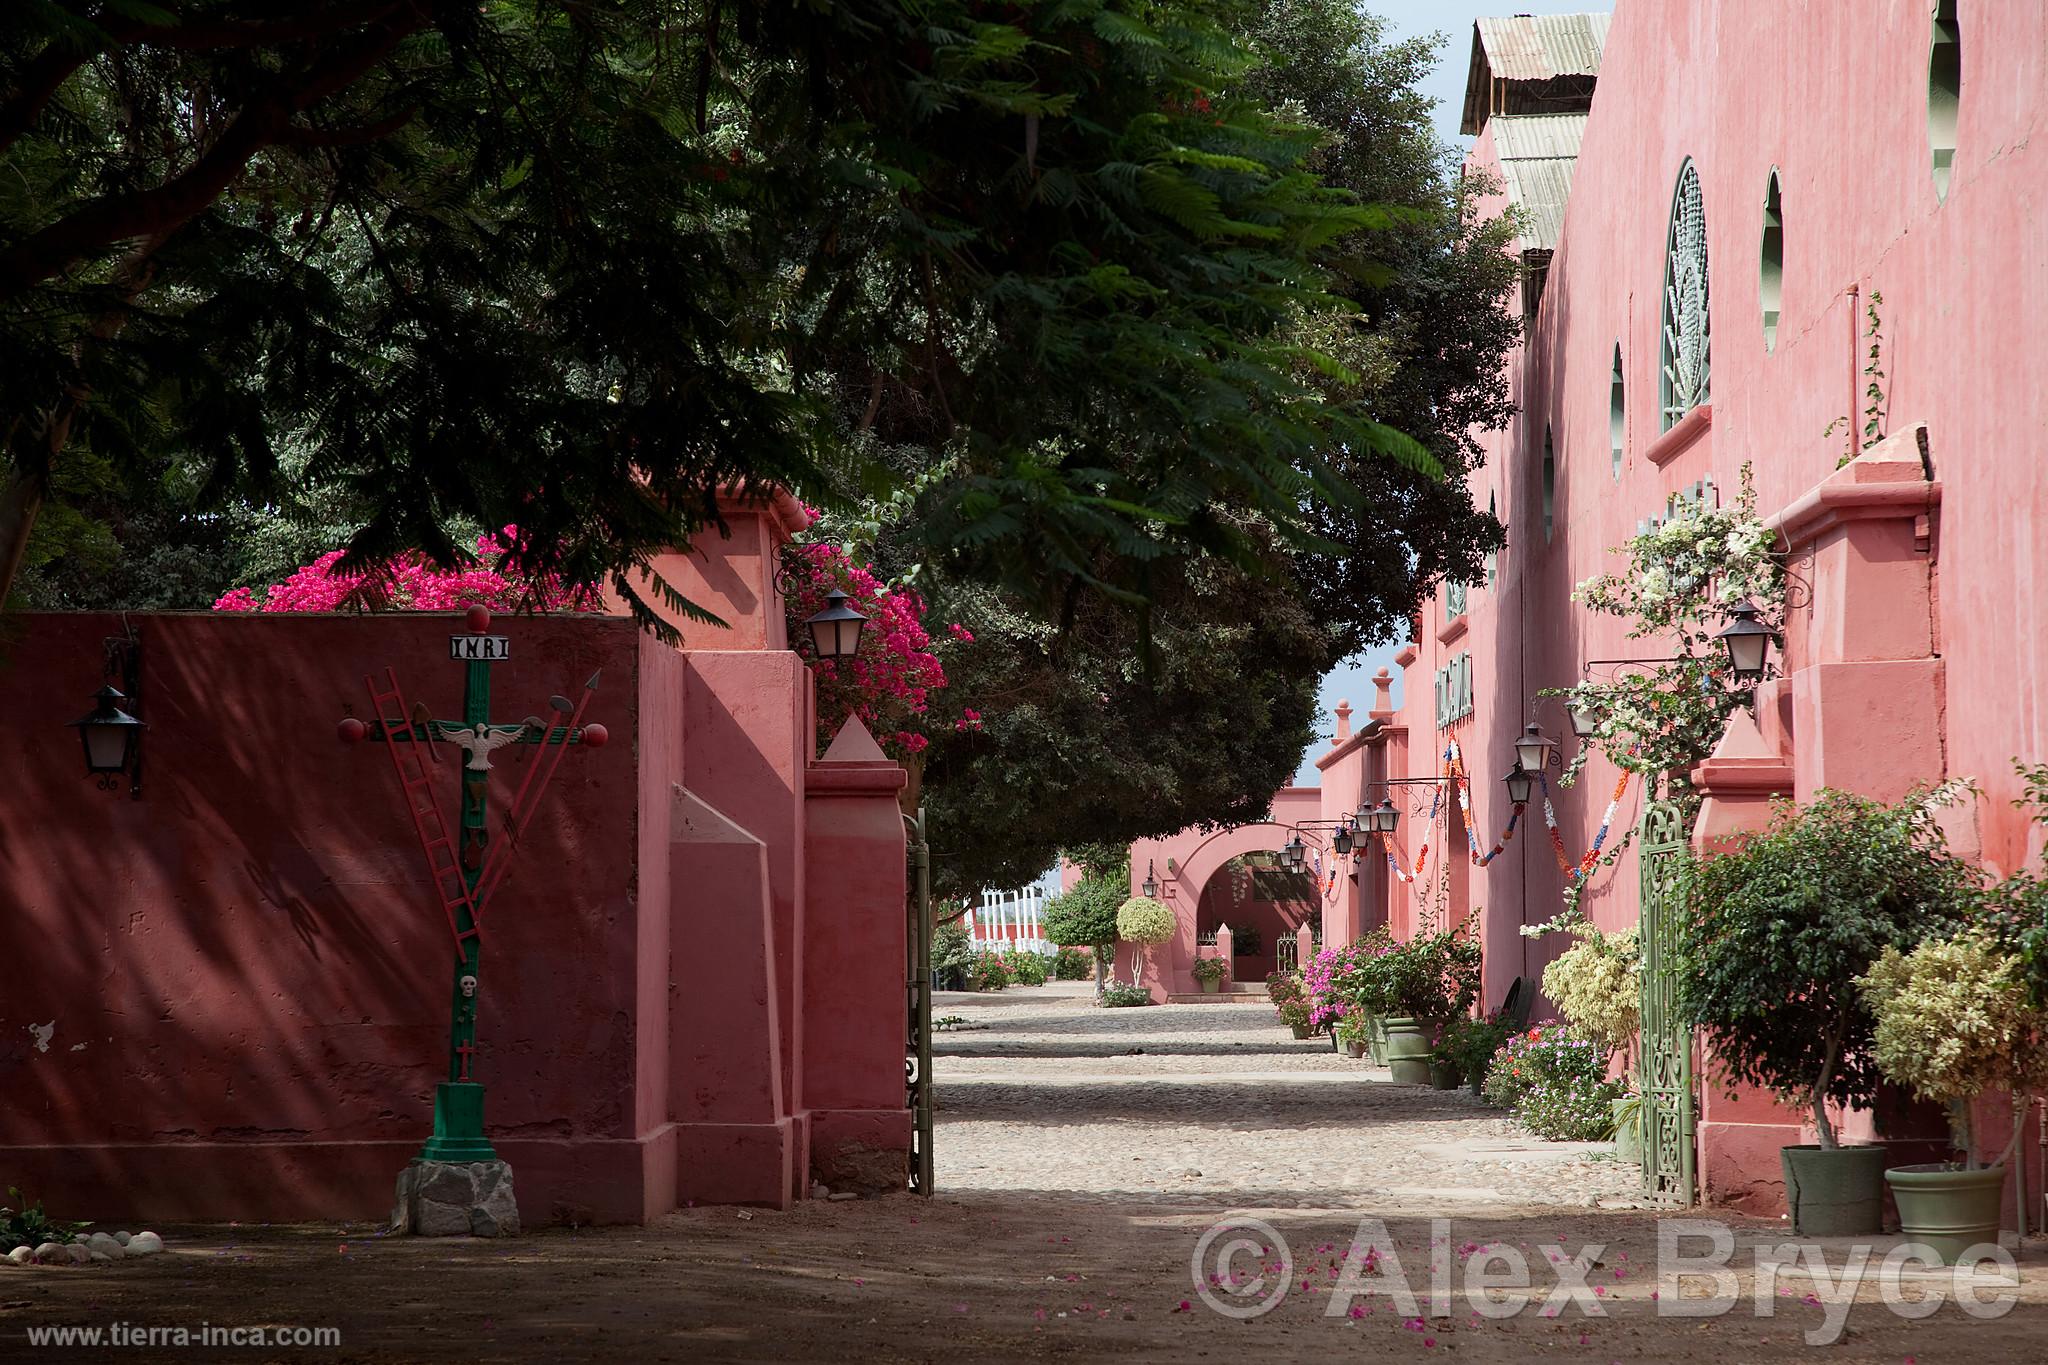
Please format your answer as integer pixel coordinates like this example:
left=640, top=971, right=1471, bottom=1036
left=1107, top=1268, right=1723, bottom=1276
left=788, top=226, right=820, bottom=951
left=1332, top=699, right=1353, bottom=746
left=336, top=717, right=366, bottom=745
left=1370, top=667, right=1395, bottom=720
left=465, top=604, right=491, bottom=634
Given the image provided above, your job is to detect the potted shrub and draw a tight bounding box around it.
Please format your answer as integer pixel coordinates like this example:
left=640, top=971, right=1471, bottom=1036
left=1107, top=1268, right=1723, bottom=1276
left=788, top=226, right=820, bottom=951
left=1859, top=930, right=2048, bottom=1263
left=1675, top=789, right=1975, bottom=1235
left=1442, top=1011, right=1514, bottom=1097
left=1426, top=1041, right=1463, bottom=1091
left=1334, top=1008, right=1369, bottom=1058
left=1266, top=970, right=1313, bottom=1039
left=1318, top=930, right=1394, bottom=1062
left=1190, top=956, right=1228, bottom=995
left=1379, top=931, right=1482, bottom=1085
left=1115, top=894, right=1176, bottom=992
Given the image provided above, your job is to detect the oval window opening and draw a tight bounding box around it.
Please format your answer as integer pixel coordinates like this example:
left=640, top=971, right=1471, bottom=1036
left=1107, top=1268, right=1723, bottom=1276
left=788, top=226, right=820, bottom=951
left=1609, top=345, right=1625, bottom=478
left=1930, top=0, right=1960, bottom=201
left=1761, top=171, right=1783, bottom=351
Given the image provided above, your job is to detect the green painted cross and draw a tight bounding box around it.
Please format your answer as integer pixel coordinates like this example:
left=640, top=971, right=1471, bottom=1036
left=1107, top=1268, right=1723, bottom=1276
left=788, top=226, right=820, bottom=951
left=343, top=607, right=605, bottom=1165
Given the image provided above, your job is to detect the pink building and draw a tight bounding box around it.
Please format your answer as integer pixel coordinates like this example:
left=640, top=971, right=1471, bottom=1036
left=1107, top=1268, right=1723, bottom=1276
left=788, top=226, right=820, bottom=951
left=0, top=493, right=913, bottom=1224
left=1138, top=5, right=2048, bottom=1218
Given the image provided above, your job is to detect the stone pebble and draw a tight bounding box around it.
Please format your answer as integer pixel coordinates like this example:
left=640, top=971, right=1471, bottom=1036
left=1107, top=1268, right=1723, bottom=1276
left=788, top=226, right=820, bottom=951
left=6, top=1230, right=162, bottom=1267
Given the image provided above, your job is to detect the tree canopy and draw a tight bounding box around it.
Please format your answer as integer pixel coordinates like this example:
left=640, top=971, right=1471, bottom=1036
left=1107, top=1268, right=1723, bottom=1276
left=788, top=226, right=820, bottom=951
left=9, top=0, right=1516, bottom=903
left=5, top=0, right=1433, bottom=630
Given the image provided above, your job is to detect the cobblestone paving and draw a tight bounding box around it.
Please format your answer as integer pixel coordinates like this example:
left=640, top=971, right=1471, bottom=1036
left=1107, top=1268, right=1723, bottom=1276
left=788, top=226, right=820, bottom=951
left=933, top=981, right=1642, bottom=1210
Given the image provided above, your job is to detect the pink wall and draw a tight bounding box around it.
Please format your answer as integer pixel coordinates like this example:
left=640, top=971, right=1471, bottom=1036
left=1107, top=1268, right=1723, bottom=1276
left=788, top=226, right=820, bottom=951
left=1379, top=2, right=2048, bottom=1214
left=0, top=502, right=912, bottom=1223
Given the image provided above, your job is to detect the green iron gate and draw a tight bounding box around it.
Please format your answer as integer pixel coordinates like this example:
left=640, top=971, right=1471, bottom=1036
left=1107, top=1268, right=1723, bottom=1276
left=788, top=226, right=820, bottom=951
left=1637, top=798, right=1696, bottom=1206
left=905, top=809, right=934, bottom=1195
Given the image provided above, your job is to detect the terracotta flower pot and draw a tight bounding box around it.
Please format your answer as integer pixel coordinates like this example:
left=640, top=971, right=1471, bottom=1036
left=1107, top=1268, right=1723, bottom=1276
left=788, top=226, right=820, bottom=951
left=1886, top=1163, right=2008, bottom=1264
left=1345, top=1039, right=1367, bottom=1059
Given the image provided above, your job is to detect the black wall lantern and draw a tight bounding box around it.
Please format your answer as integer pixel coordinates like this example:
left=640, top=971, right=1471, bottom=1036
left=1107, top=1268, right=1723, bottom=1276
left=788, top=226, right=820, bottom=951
left=1714, top=599, right=1775, bottom=684
left=1281, top=833, right=1307, bottom=871
left=1141, top=860, right=1159, bottom=899
left=70, top=685, right=144, bottom=793
left=1503, top=763, right=1536, bottom=805
left=1514, top=722, right=1559, bottom=774
left=1332, top=825, right=1354, bottom=856
left=1371, top=797, right=1400, bottom=835
left=804, top=588, right=869, bottom=660
left=69, top=627, right=144, bottom=798
left=1567, top=699, right=1599, bottom=740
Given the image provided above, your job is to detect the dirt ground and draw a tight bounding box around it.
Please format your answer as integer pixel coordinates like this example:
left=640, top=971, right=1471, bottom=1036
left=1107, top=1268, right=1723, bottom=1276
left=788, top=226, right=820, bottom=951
left=9, top=990, right=2047, bottom=1362
left=6, top=1196, right=2047, bottom=1363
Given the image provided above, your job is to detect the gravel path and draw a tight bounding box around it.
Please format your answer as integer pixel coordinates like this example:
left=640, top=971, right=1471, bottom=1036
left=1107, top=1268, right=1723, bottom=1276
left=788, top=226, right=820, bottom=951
left=932, top=980, right=1641, bottom=1211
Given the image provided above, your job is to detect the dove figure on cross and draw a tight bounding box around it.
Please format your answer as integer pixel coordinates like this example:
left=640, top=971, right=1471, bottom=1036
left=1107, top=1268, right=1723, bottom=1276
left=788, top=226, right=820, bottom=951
left=433, top=719, right=532, bottom=771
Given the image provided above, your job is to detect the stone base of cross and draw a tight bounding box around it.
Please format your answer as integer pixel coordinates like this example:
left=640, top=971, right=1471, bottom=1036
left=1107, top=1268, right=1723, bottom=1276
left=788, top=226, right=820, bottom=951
left=340, top=605, right=606, bottom=1220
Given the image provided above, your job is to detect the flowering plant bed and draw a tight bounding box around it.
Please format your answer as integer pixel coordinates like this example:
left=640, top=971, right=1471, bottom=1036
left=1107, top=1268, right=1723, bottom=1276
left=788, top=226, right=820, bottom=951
left=1479, top=1024, right=1627, bottom=1140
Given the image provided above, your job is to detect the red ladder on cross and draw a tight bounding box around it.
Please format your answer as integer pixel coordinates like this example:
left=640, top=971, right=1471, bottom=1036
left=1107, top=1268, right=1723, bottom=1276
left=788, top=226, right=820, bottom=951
left=365, top=667, right=480, bottom=952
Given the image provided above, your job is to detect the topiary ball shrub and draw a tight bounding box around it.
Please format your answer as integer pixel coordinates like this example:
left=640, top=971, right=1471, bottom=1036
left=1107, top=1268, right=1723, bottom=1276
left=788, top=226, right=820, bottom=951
left=1116, top=895, right=1175, bottom=946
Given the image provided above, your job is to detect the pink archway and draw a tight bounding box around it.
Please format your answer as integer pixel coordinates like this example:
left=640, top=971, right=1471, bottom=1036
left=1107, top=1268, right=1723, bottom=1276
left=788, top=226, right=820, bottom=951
left=1121, top=788, right=1346, bottom=999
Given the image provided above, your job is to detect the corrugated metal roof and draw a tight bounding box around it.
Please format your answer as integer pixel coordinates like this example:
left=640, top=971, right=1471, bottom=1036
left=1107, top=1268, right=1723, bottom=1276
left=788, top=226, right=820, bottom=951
left=1473, top=13, right=1610, bottom=83
left=1489, top=113, right=1587, bottom=253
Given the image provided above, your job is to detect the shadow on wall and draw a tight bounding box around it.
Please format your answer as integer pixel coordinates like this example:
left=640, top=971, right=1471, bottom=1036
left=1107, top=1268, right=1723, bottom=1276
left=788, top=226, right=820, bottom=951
left=0, top=613, right=644, bottom=1217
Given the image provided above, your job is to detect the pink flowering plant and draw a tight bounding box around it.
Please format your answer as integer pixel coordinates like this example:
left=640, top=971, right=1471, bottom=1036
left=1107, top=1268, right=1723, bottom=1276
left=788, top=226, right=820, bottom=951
left=782, top=539, right=979, bottom=761
left=1302, top=928, right=1396, bottom=1027
left=212, top=527, right=601, bottom=615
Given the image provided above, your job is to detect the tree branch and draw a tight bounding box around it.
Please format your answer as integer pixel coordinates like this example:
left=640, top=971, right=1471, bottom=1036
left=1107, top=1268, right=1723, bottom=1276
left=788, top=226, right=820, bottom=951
left=0, top=9, right=427, bottom=302
left=278, top=105, right=419, bottom=148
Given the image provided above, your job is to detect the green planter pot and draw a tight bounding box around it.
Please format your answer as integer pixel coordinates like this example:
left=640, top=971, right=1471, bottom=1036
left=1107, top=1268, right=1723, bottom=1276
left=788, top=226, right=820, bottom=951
left=1289, top=1021, right=1312, bottom=1040
left=1612, top=1099, right=1643, bottom=1166
left=1467, top=1071, right=1485, bottom=1099
left=1886, top=1164, right=2008, bottom=1264
left=1780, top=1144, right=1889, bottom=1237
left=1383, top=1017, right=1434, bottom=1085
left=1365, top=1013, right=1388, bottom=1066
left=1429, top=1060, right=1462, bottom=1091
left=1199, top=979, right=1220, bottom=994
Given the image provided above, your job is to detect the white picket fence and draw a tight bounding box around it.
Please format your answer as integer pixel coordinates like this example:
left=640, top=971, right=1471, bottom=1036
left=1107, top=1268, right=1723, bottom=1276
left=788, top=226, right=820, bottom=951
left=965, top=886, right=1057, bottom=956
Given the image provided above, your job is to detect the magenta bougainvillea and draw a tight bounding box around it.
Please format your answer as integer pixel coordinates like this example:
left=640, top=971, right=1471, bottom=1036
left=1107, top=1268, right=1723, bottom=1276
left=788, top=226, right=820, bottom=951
left=211, top=528, right=599, bottom=615
left=211, top=526, right=978, bottom=760
left=783, top=540, right=978, bottom=758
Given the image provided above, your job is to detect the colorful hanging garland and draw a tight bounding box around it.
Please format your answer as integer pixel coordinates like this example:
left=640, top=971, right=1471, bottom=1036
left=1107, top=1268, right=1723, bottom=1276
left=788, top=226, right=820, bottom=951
left=1446, top=739, right=1525, bottom=866
left=1542, top=759, right=1635, bottom=883
left=1384, top=753, right=1447, bottom=885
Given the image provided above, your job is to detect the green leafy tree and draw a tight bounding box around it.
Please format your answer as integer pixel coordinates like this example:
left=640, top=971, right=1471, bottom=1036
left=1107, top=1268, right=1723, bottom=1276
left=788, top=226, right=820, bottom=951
left=1674, top=787, right=1978, bottom=1149
left=1044, top=875, right=1123, bottom=996
left=4, top=0, right=1430, bottom=635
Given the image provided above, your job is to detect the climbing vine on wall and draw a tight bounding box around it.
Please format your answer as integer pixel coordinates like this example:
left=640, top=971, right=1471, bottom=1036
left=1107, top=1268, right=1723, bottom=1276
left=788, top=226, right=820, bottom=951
left=1531, top=466, right=1785, bottom=924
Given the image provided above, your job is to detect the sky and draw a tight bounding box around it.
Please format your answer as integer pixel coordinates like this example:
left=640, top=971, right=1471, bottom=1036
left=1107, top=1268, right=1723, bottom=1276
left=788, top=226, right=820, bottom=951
left=1293, top=0, right=1612, bottom=784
